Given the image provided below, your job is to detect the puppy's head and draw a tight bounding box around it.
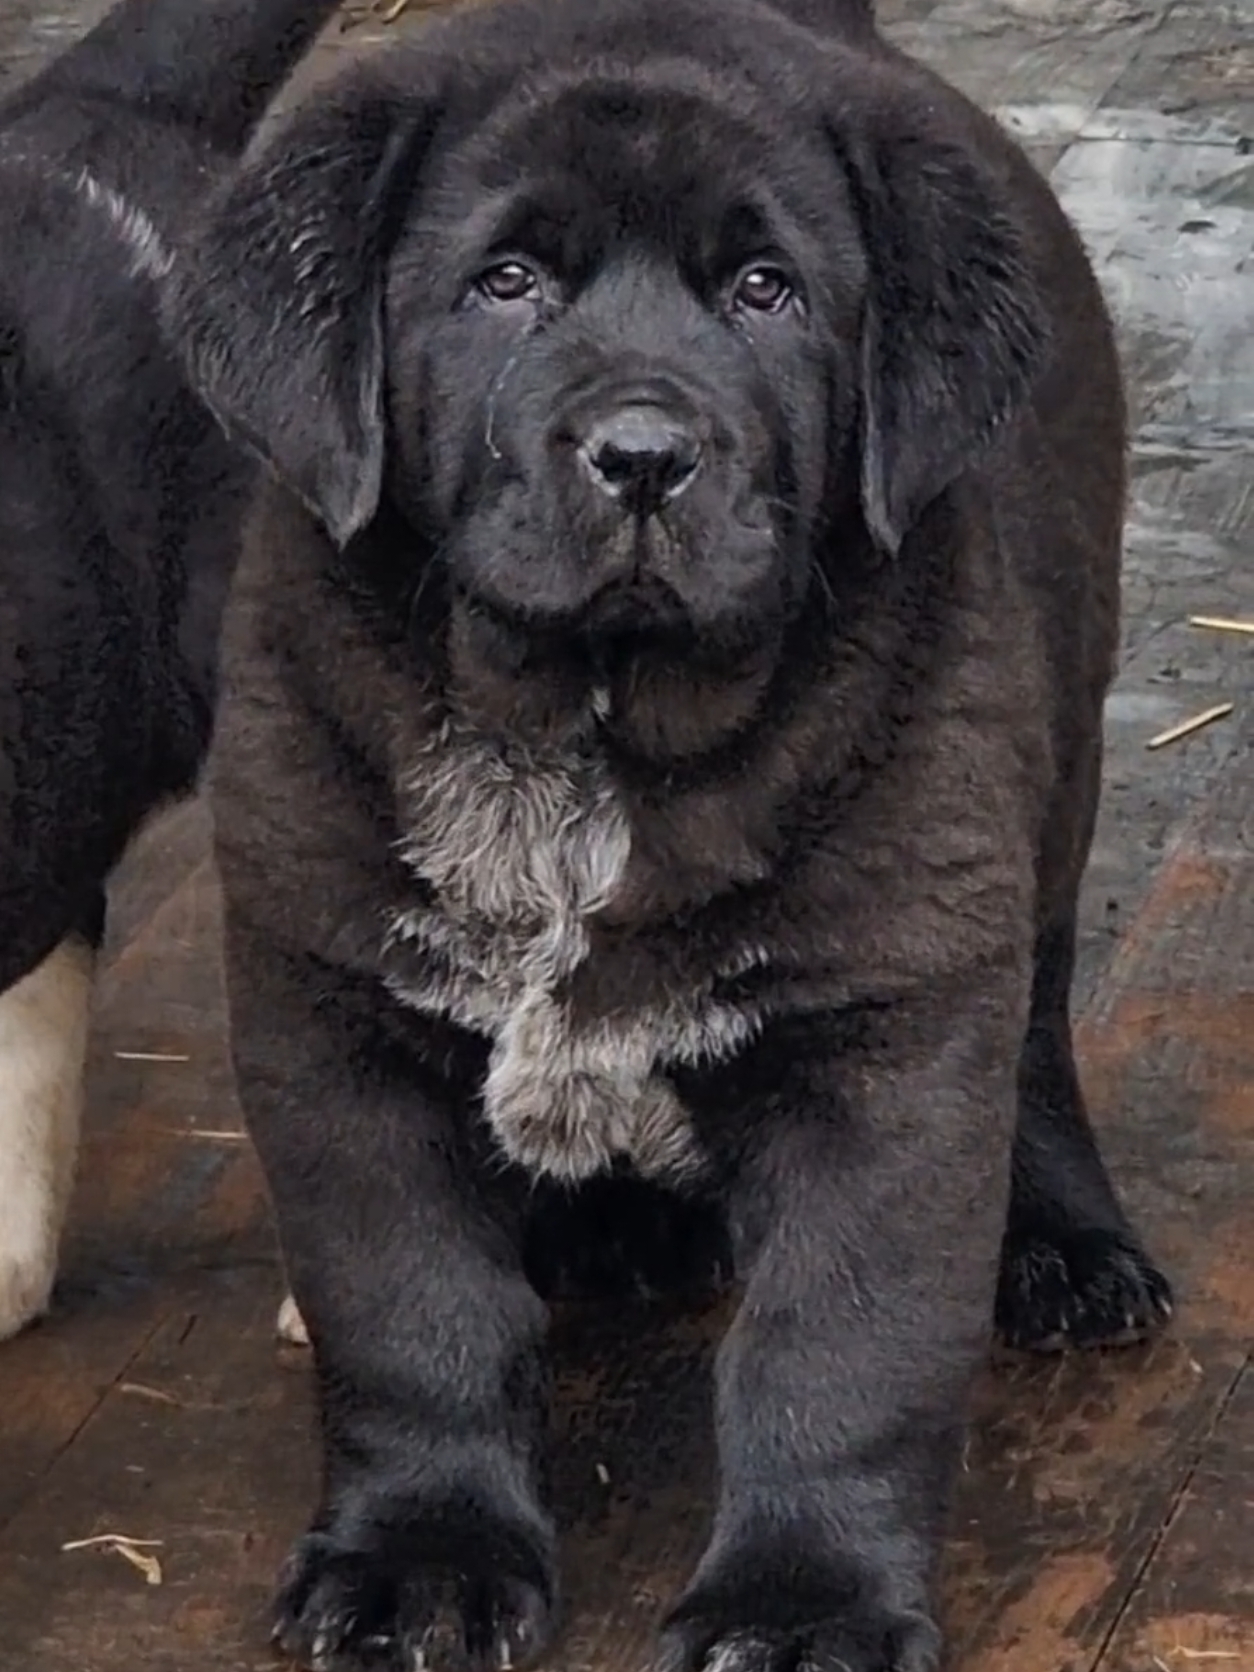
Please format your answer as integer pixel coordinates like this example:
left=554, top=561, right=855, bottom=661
left=165, top=0, right=1048, bottom=680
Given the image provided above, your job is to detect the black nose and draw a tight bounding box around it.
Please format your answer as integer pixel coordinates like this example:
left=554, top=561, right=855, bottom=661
left=580, top=405, right=702, bottom=509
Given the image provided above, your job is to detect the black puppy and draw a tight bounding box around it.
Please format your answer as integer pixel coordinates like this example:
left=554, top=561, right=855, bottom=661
left=0, top=0, right=345, bottom=1341
left=165, top=0, right=1173, bottom=1667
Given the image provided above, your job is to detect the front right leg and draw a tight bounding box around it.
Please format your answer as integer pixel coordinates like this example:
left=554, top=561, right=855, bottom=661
left=229, top=935, right=556, bottom=1672
left=660, top=984, right=1026, bottom=1672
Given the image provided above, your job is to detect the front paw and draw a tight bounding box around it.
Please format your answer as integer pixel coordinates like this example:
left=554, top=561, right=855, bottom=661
left=658, top=1556, right=940, bottom=1672
left=995, top=1223, right=1173, bottom=1352
left=274, top=1504, right=556, bottom=1672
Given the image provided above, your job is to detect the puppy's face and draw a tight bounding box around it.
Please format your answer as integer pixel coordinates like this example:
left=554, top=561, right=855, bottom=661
left=382, top=84, right=862, bottom=660
left=167, top=0, right=1049, bottom=696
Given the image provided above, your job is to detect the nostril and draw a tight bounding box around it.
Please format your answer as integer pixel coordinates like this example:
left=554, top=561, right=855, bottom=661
left=580, top=406, right=703, bottom=507
left=593, top=437, right=700, bottom=492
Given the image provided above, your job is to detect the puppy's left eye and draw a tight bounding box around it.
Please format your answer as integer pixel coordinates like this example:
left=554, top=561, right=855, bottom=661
left=474, top=260, right=541, bottom=304
left=731, top=264, right=796, bottom=315
left=732, top=265, right=799, bottom=317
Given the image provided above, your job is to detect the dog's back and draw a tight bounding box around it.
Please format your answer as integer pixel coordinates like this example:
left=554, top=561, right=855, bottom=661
left=0, top=0, right=342, bottom=1340
left=0, top=0, right=343, bottom=955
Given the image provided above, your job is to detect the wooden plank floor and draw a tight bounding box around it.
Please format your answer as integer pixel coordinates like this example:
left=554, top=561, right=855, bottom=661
left=0, top=1, right=1251, bottom=1669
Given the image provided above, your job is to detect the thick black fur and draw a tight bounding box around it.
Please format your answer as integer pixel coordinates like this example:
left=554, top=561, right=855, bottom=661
left=0, top=0, right=342, bottom=990
left=523, top=1171, right=734, bottom=1303
left=162, top=1, right=1172, bottom=1668
left=0, top=0, right=343, bottom=1331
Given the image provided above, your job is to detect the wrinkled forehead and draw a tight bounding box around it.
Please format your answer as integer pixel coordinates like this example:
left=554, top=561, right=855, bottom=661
left=416, top=63, right=855, bottom=277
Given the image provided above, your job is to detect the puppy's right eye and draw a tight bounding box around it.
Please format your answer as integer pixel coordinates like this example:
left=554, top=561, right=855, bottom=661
left=474, top=260, right=540, bottom=304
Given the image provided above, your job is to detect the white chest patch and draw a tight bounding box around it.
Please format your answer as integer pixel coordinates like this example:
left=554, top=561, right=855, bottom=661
left=386, top=725, right=760, bottom=1182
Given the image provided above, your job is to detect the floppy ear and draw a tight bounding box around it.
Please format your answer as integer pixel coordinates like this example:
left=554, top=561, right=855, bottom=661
left=833, top=119, right=1051, bottom=554
left=162, top=87, right=430, bottom=546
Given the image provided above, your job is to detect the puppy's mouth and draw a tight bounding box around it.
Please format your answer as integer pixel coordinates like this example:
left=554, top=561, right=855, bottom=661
left=575, top=573, right=693, bottom=645
left=464, top=565, right=694, bottom=648
left=457, top=571, right=698, bottom=703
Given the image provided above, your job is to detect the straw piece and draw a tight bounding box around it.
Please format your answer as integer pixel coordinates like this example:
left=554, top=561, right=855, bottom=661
left=1146, top=703, right=1234, bottom=750
left=1187, top=615, right=1254, bottom=636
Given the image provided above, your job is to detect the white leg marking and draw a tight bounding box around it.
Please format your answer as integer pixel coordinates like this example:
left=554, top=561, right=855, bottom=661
left=0, top=939, right=95, bottom=1341
left=276, top=1292, right=310, bottom=1347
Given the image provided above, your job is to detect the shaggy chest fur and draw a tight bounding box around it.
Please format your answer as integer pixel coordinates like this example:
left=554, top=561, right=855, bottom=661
left=385, top=723, right=761, bottom=1182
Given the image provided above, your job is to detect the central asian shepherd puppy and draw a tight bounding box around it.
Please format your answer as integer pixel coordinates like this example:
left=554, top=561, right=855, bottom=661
left=162, top=0, right=1173, bottom=1667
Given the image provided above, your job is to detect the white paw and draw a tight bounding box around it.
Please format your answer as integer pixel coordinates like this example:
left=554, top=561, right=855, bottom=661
left=0, top=940, right=94, bottom=1343
left=0, top=1240, right=57, bottom=1342
left=277, top=1292, right=311, bottom=1346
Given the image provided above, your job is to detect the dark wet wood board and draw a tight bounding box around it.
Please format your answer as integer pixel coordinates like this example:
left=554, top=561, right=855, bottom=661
left=0, top=1, right=1250, bottom=1669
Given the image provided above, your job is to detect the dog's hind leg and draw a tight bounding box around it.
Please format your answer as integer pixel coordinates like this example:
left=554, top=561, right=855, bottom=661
left=996, top=912, right=1173, bottom=1351
left=0, top=927, right=97, bottom=1340
left=523, top=1170, right=732, bottom=1304
left=275, top=1287, right=309, bottom=1347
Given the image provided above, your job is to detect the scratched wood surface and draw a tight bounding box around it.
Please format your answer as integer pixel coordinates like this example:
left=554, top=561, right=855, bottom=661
left=0, top=1, right=1250, bottom=1669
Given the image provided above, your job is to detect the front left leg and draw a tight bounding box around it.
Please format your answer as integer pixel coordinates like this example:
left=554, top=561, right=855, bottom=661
left=227, top=937, right=557, bottom=1672
left=661, top=990, right=1022, bottom=1672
